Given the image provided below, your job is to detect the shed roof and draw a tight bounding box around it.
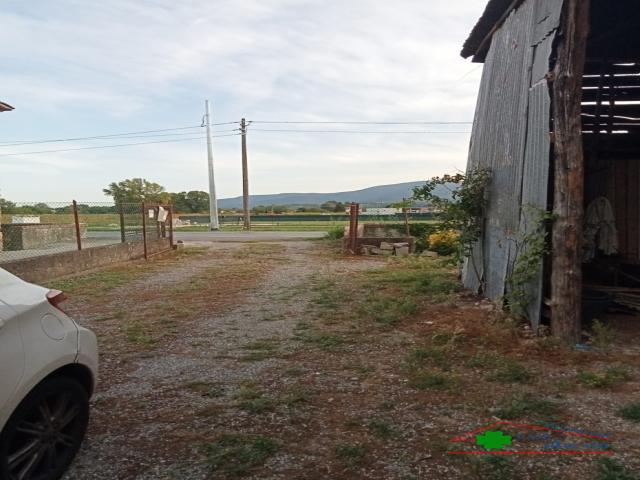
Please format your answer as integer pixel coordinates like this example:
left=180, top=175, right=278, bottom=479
left=461, top=0, right=523, bottom=61
left=0, top=102, right=14, bottom=112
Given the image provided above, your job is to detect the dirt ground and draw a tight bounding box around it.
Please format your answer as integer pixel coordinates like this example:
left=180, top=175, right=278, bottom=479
left=53, top=240, right=640, bottom=480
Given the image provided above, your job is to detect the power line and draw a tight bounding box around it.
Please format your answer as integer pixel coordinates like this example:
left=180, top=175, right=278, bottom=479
left=0, top=123, right=239, bottom=147
left=250, top=129, right=471, bottom=134
left=0, top=133, right=240, bottom=157
left=249, top=120, right=473, bottom=125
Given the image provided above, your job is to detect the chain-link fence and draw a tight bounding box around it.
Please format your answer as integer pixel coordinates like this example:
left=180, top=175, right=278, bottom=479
left=0, top=201, right=173, bottom=264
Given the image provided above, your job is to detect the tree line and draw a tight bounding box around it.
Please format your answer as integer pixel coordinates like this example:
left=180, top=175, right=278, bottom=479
left=0, top=178, right=352, bottom=215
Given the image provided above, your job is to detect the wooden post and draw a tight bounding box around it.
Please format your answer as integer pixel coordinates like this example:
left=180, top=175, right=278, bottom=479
left=119, top=204, right=126, bottom=243
left=551, top=0, right=590, bottom=343
left=241, top=118, right=251, bottom=230
left=72, top=200, right=82, bottom=251
left=141, top=202, right=148, bottom=260
left=168, top=205, right=174, bottom=248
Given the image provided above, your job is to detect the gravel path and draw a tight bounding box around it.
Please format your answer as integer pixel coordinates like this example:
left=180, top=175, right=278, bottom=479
left=63, top=240, right=382, bottom=480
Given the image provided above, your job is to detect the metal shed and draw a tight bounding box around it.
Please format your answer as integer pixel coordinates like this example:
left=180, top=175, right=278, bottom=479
left=462, top=0, right=640, bottom=341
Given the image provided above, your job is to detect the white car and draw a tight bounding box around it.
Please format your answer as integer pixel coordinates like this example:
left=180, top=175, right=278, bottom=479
left=0, top=268, right=98, bottom=480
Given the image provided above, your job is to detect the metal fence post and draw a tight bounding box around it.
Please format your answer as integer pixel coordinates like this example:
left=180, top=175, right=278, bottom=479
left=141, top=202, right=148, bottom=260
left=72, top=200, right=82, bottom=251
left=119, top=204, right=126, bottom=243
left=168, top=204, right=174, bottom=248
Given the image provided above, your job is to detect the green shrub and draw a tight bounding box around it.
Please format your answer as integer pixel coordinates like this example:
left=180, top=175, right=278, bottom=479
left=326, top=226, right=345, bottom=240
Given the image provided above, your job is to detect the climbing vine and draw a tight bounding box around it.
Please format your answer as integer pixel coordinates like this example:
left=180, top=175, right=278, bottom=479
left=506, top=206, right=556, bottom=315
left=412, top=169, right=491, bottom=281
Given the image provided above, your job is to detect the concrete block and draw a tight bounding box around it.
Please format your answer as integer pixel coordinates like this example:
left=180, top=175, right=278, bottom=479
left=395, top=246, right=410, bottom=257
left=380, top=242, right=395, bottom=251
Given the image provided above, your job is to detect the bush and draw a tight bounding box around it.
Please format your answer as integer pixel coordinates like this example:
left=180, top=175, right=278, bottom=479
left=427, top=230, right=459, bottom=256
left=325, top=226, right=345, bottom=240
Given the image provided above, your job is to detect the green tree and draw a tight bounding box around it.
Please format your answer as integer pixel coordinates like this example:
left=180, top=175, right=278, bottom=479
left=103, top=178, right=170, bottom=204
left=0, top=198, right=16, bottom=214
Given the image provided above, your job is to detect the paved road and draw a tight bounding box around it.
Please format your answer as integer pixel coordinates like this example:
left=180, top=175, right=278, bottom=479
left=87, top=230, right=327, bottom=242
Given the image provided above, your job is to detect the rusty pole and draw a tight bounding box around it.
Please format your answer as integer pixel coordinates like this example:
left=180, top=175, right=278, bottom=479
left=72, top=200, right=82, bottom=251
left=119, top=204, right=126, bottom=243
left=348, top=203, right=360, bottom=254
left=141, top=202, right=148, bottom=260
left=168, top=204, right=174, bottom=248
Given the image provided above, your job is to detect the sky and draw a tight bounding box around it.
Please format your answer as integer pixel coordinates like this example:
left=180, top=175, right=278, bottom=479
left=0, top=0, right=486, bottom=203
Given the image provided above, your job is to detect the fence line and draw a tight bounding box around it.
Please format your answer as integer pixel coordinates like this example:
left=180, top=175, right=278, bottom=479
left=0, top=201, right=173, bottom=264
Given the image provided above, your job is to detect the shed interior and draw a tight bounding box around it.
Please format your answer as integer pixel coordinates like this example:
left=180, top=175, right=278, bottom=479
left=577, top=0, right=640, bottom=321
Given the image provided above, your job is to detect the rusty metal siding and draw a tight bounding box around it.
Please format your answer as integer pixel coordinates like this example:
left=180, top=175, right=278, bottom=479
left=463, top=0, right=537, bottom=296
left=463, top=0, right=562, bottom=326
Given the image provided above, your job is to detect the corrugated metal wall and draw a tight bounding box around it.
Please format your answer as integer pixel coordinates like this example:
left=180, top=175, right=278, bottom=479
left=463, top=0, right=563, bottom=329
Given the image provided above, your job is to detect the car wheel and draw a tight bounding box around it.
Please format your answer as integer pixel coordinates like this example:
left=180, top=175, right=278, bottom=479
left=0, top=376, right=90, bottom=480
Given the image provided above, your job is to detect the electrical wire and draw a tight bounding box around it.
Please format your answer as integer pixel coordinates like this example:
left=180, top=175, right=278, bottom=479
left=249, top=129, right=471, bottom=134
left=0, top=123, right=239, bottom=147
left=0, top=133, right=240, bottom=157
left=249, top=120, right=472, bottom=125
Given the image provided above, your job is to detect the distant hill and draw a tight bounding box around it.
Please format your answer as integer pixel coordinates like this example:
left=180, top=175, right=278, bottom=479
left=218, top=181, right=454, bottom=208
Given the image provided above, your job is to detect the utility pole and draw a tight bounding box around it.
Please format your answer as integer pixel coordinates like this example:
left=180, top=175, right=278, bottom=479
left=205, top=100, right=220, bottom=230
left=241, top=118, right=251, bottom=230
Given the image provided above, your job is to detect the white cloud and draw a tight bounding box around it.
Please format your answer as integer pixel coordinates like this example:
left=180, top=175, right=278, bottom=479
left=0, top=0, right=486, bottom=201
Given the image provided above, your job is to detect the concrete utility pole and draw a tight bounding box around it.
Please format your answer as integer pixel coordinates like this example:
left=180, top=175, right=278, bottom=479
left=241, top=118, right=251, bottom=230
left=205, top=100, right=220, bottom=230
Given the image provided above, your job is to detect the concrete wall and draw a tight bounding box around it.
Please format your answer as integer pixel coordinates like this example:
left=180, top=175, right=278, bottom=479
left=1, top=224, right=87, bottom=251
left=0, top=238, right=172, bottom=283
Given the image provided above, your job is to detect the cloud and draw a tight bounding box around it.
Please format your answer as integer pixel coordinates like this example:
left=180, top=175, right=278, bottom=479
left=0, top=0, right=485, bottom=201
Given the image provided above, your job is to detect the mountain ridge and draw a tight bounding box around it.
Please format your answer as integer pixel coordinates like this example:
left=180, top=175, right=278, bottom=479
left=217, top=181, right=443, bottom=208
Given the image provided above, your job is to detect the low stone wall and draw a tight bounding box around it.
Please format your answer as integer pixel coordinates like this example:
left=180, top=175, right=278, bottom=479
left=1, top=223, right=87, bottom=251
left=0, top=238, right=172, bottom=283
left=342, top=237, right=415, bottom=254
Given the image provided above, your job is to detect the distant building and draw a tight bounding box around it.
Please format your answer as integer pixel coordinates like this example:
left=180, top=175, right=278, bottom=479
left=362, top=208, right=401, bottom=216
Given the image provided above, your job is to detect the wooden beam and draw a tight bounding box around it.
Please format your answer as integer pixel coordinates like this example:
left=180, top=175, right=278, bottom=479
left=551, top=0, right=591, bottom=343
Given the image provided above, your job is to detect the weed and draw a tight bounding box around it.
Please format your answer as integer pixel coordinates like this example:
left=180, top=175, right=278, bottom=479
left=367, top=419, right=396, bottom=440
left=592, top=320, right=616, bottom=348
left=577, top=367, right=632, bottom=389
left=203, top=434, right=278, bottom=477
left=240, top=339, right=280, bottom=361
left=489, top=361, right=532, bottom=384
left=280, top=389, right=311, bottom=407
left=466, top=455, right=514, bottom=480
left=467, top=352, right=503, bottom=369
left=325, top=226, right=345, bottom=240
left=494, top=393, right=560, bottom=421
left=334, top=443, right=367, bottom=466
left=297, top=331, right=346, bottom=350
left=596, top=458, right=640, bottom=480
left=408, top=370, right=455, bottom=390
left=185, top=381, right=224, bottom=398
left=124, top=322, right=155, bottom=345
left=406, top=346, right=449, bottom=368
left=617, top=402, right=640, bottom=422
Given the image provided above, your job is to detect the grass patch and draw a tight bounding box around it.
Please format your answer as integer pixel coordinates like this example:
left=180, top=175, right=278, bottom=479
left=334, top=442, right=367, bottom=466
left=465, top=456, right=515, bottom=480
left=466, top=352, right=504, bottom=369
left=124, top=321, right=155, bottom=345
left=185, top=381, right=224, bottom=398
left=357, top=295, right=418, bottom=326
left=235, top=386, right=273, bottom=414
left=367, top=419, right=396, bottom=440
left=203, top=434, right=278, bottom=477
left=47, top=267, right=143, bottom=296
left=617, top=402, right=640, bottom=422
left=493, top=393, right=561, bottom=421
left=240, top=339, right=281, bottom=361
left=596, top=458, right=640, bottom=480
left=408, top=370, right=456, bottom=390
left=489, top=361, right=533, bottom=384
left=577, top=366, right=632, bottom=389
left=406, top=346, right=450, bottom=369
left=280, top=388, right=312, bottom=407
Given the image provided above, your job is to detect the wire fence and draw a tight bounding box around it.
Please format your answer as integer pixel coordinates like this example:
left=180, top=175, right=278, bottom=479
left=0, top=201, right=173, bottom=264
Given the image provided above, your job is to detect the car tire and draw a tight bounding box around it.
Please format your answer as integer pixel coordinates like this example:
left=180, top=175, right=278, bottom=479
left=0, top=376, right=90, bottom=480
